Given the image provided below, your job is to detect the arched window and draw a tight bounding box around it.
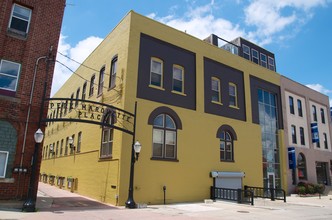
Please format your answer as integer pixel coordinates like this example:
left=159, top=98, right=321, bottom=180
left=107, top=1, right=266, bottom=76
left=216, top=125, right=237, bottom=162
left=109, top=56, right=118, bottom=89
left=297, top=153, right=307, bottom=180
left=152, top=114, right=177, bottom=159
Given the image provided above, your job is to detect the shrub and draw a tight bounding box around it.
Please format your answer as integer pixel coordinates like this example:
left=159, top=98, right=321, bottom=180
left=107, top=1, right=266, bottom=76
left=297, top=186, right=306, bottom=195
left=314, top=184, right=325, bottom=194
left=306, top=184, right=315, bottom=194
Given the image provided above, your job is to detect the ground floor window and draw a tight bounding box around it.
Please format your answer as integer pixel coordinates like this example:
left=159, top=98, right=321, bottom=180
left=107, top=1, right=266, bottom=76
left=297, top=153, right=307, bottom=180
left=0, top=151, right=9, bottom=178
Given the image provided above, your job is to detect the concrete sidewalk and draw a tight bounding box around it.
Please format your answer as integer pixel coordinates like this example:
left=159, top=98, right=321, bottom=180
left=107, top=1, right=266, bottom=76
left=1, top=183, right=332, bottom=219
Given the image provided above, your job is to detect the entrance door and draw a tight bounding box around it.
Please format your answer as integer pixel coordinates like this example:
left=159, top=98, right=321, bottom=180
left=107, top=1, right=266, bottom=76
left=267, top=172, right=275, bottom=189
left=316, top=162, right=328, bottom=185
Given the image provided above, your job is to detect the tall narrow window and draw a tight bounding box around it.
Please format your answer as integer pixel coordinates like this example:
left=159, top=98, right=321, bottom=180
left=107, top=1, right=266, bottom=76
left=98, top=67, right=105, bottom=95
left=211, top=77, right=221, bottom=103
left=229, top=83, right=238, bottom=107
left=297, top=153, right=307, bottom=180
left=150, top=58, right=163, bottom=87
left=242, top=44, right=250, bottom=60
left=60, top=139, right=64, bottom=156
left=300, top=127, right=305, bottom=145
left=268, top=56, right=275, bottom=71
left=323, top=133, right=328, bottom=149
left=219, top=131, right=233, bottom=161
left=172, top=65, right=184, bottom=93
left=251, top=49, right=259, bottom=64
left=89, top=75, right=95, bottom=96
left=77, top=132, right=82, bottom=152
left=312, top=105, right=317, bottom=121
left=82, top=82, right=87, bottom=100
left=75, top=88, right=80, bottom=107
left=70, top=135, right=75, bottom=154
left=321, top=108, right=325, bottom=124
left=109, top=56, right=117, bottom=89
left=0, top=59, right=21, bottom=91
left=0, top=151, right=9, bottom=178
left=297, top=99, right=303, bottom=117
left=55, top=141, right=59, bottom=157
left=291, top=125, right=297, bottom=144
left=152, top=114, right=177, bottom=159
left=260, top=53, right=267, bottom=68
left=8, top=4, right=32, bottom=35
left=65, top=137, right=69, bottom=155
left=289, top=96, right=294, bottom=114
left=101, top=116, right=113, bottom=158
left=69, top=93, right=74, bottom=111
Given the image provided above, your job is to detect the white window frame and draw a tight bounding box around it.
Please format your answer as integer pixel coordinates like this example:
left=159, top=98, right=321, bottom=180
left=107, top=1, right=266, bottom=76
left=251, top=49, right=259, bottom=64
left=229, top=83, right=238, bottom=107
left=0, top=151, right=9, bottom=178
left=172, top=65, right=184, bottom=93
left=8, top=4, right=32, bottom=34
left=268, top=56, right=275, bottom=71
left=150, top=57, right=163, bottom=88
left=242, top=44, right=250, bottom=60
left=260, top=53, right=267, bottom=68
left=0, top=59, right=21, bottom=91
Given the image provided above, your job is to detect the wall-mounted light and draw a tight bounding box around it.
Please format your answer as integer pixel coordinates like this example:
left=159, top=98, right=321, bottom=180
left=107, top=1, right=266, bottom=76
left=68, top=136, right=75, bottom=150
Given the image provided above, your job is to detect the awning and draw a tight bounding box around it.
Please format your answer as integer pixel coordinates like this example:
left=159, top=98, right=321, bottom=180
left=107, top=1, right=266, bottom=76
left=211, top=171, right=245, bottom=178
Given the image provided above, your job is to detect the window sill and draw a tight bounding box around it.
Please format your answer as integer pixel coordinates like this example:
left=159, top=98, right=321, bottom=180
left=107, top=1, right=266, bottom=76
left=7, top=28, right=27, bottom=40
left=171, top=90, right=186, bottom=96
left=229, top=105, right=239, bottom=110
left=99, top=156, right=113, bottom=161
left=149, top=85, right=165, bottom=91
left=151, top=157, right=179, bottom=162
left=220, top=160, right=235, bottom=163
left=211, top=101, right=223, bottom=106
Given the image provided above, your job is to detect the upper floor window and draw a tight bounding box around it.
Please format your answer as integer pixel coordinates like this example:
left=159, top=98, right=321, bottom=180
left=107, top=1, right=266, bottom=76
left=172, top=65, right=184, bottom=93
left=260, top=53, right=267, bottom=68
left=69, top=93, right=74, bottom=111
left=289, top=96, right=294, bottom=114
left=109, top=56, right=117, bottom=89
left=150, top=57, right=163, bottom=88
left=251, top=49, right=259, bottom=64
left=323, top=133, right=328, bottom=149
left=268, top=56, right=275, bottom=71
left=300, top=127, right=305, bottom=145
left=211, top=77, right=221, bottom=103
left=101, top=115, right=113, bottom=158
left=291, top=125, right=297, bottom=144
left=75, top=88, right=80, bottom=107
left=242, top=44, right=250, bottom=60
left=152, top=114, right=177, bottom=160
left=70, top=135, right=75, bottom=154
left=77, top=131, right=82, bottom=153
left=229, top=83, right=238, bottom=107
left=312, top=105, right=317, bottom=122
left=0, top=59, right=21, bottom=91
left=82, top=82, right=87, bottom=100
left=321, top=108, right=325, bottom=124
left=60, top=139, right=64, bottom=156
left=297, top=99, right=303, bottom=117
left=89, top=75, right=95, bottom=96
left=8, top=4, right=32, bottom=35
left=98, top=67, right=105, bottom=96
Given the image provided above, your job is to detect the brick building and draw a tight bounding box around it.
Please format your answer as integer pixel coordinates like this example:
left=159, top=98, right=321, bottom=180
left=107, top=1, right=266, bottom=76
left=0, top=0, right=65, bottom=202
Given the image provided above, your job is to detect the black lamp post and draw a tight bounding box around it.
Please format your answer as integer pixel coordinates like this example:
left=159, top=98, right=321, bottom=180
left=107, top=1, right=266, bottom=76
left=125, top=140, right=141, bottom=208
left=22, top=128, right=44, bottom=212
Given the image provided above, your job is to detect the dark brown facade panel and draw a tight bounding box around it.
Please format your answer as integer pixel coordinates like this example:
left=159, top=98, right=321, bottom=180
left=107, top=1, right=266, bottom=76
left=250, top=75, right=283, bottom=129
left=137, top=33, right=196, bottom=110
left=203, top=57, right=246, bottom=121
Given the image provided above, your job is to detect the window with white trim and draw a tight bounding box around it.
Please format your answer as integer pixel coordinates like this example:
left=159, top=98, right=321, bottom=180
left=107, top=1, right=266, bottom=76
left=89, top=75, right=95, bottom=96
left=219, top=131, right=233, bottom=161
left=150, top=57, right=163, bottom=87
left=0, top=59, right=21, bottom=91
left=109, top=56, right=117, bottom=89
left=242, top=44, right=250, bottom=60
left=101, top=116, right=113, bottom=158
left=0, top=151, right=9, bottom=178
left=172, top=65, right=184, bottom=93
left=97, top=67, right=105, bottom=96
left=82, top=82, right=87, bottom=100
left=268, top=56, right=275, bottom=71
left=229, top=83, right=238, bottom=107
left=260, top=53, right=267, bottom=68
left=251, top=49, right=259, bottom=64
left=8, top=4, right=32, bottom=35
left=291, top=125, right=297, bottom=144
left=211, top=77, right=221, bottom=103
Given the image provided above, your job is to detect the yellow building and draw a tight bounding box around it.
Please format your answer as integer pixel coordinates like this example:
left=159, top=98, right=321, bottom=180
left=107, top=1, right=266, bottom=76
left=40, top=11, right=286, bottom=206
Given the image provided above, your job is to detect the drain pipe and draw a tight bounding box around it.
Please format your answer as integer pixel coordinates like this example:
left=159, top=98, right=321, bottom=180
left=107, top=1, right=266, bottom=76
left=163, top=185, right=166, bottom=205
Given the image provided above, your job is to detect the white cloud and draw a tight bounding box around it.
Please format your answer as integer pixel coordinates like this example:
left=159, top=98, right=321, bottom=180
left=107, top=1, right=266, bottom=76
left=51, top=34, right=103, bottom=96
left=306, top=84, right=332, bottom=106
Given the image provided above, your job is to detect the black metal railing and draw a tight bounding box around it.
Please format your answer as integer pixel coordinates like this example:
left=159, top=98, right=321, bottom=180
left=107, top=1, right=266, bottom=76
left=244, top=185, right=286, bottom=202
left=210, top=186, right=254, bottom=205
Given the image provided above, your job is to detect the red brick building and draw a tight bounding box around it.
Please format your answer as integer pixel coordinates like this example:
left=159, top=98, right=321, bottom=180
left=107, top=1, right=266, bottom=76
left=0, top=0, right=65, bottom=202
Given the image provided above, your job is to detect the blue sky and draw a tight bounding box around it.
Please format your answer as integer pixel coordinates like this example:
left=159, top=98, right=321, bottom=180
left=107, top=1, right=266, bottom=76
left=53, top=0, right=332, bottom=106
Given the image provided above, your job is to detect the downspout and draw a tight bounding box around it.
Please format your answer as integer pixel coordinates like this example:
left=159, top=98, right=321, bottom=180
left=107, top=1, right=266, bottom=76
left=16, top=56, right=47, bottom=198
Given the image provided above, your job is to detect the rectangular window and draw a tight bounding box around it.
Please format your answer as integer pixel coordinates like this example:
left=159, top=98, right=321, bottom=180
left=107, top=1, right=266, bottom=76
left=211, top=77, right=221, bottom=103
left=82, top=82, right=87, bottom=100
left=69, top=93, right=74, bottom=111
left=56, top=141, right=59, bottom=157
left=150, top=58, right=163, bottom=87
left=64, top=100, right=68, bottom=115
left=260, top=53, right=267, bottom=68
left=98, top=67, right=105, bottom=96
left=0, top=59, right=21, bottom=91
left=165, top=130, right=176, bottom=159
left=65, top=137, right=69, bottom=155
left=324, top=133, right=328, bottom=149
left=300, top=127, right=305, bottom=145
left=242, top=44, right=250, bottom=60
left=109, top=57, right=117, bottom=89
left=77, top=132, right=82, bottom=152
left=8, top=4, right=32, bottom=35
left=297, top=99, right=303, bottom=117
left=70, top=135, right=75, bottom=154
left=0, top=151, right=9, bottom=178
left=75, top=88, right=80, bottom=107
left=60, top=139, right=64, bottom=156
left=229, top=83, right=238, bottom=107
left=251, top=49, right=259, bottom=64
left=172, top=65, right=184, bottom=93
left=89, top=75, right=95, bottom=96
left=312, top=105, right=317, bottom=121
left=289, top=96, right=294, bottom=114
left=101, top=128, right=113, bottom=158
left=153, top=129, right=164, bottom=158
left=321, top=108, right=325, bottom=124
left=268, top=56, right=275, bottom=71
left=291, top=125, right=297, bottom=144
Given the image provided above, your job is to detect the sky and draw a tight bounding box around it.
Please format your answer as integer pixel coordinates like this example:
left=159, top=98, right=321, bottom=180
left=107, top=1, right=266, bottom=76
left=53, top=0, right=332, bottom=106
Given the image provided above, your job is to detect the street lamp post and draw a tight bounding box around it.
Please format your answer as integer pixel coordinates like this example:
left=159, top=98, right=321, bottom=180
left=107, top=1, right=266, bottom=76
left=22, top=129, right=44, bottom=212
left=125, top=140, right=141, bottom=209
